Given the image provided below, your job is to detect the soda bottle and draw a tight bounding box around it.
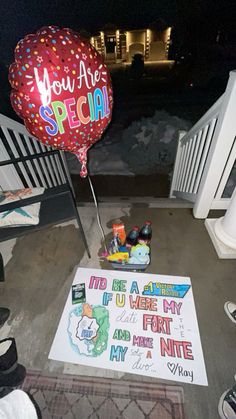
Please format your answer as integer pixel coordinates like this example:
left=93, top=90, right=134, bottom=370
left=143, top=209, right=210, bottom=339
left=138, top=221, right=152, bottom=245
left=126, top=226, right=140, bottom=247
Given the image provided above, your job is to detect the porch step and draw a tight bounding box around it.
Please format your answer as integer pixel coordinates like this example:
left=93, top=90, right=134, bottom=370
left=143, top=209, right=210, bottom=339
left=77, top=197, right=194, bottom=208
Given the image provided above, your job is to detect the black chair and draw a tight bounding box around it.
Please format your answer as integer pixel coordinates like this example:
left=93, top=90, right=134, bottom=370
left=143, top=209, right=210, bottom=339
left=0, top=147, right=90, bottom=282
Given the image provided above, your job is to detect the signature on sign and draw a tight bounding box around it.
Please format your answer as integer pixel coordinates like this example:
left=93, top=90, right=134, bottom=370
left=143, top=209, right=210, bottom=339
left=167, top=362, right=193, bottom=382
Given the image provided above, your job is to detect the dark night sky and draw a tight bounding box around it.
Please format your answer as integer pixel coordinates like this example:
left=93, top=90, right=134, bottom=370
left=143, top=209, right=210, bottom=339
left=0, top=0, right=236, bottom=64
left=0, top=0, right=176, bottom=63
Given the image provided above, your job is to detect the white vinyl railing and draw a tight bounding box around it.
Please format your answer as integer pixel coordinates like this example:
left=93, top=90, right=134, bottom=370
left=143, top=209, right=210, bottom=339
left=170, top=70, right=236, bottom=218
left=170, top=96, right=222, bottom=201
left=0, top=113, right=72, bottom=192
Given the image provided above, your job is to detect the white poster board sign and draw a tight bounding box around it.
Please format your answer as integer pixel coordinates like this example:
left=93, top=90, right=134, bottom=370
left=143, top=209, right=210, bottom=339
left=49, top=268, right=208, bottom=386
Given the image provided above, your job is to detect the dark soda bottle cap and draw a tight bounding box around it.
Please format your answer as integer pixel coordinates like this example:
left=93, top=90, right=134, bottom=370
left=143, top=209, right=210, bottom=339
left=133, top=226, right=139, bottom=230
left=145, top=221, right=152, bottom=225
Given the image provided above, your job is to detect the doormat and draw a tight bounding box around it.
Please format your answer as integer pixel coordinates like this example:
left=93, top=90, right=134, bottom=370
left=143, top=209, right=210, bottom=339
left=21, top=370, right=185, bottom=419
left=49, top=268, right=208, bottom=386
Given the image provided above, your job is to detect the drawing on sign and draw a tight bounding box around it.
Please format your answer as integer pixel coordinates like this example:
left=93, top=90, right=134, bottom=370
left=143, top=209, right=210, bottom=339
left=68, top=302, right=109, bottom=356
left=143, top=282, right=190, bottom=298
left=76, top=315, right=99, bottom=341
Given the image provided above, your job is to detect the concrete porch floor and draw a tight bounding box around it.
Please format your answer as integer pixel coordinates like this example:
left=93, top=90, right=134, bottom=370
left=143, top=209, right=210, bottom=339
left=1, top=206, right=236, bottom=419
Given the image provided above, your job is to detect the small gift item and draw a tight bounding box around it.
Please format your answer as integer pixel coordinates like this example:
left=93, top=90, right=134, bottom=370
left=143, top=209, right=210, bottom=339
left=108, top=235, right=121, bottom=255
left=128, top=244, right=150, bottom=265
left=126, top=226, right=140, bottom=248
left=107, top=252, right=129, bottom=264
left=138, top=221, right=152, bottom=245
left=112, top=223, right=126, bottom=245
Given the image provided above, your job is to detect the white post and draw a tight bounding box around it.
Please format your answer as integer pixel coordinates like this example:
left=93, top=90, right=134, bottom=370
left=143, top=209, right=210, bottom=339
left=193, top=70, right=236, bottom=219
left=205, top=186, right=236, bottom=258
left=169, top=130, right=186, bottom=198
left=216, top=187, right=236, bottom=246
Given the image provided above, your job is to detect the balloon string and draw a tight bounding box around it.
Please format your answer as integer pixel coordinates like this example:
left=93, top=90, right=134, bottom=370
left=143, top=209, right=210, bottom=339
left=88, top=175, right=108, bottom=253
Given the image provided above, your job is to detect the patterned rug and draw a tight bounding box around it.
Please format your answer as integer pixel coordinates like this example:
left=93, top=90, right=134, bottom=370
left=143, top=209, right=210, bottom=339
left=21, top=371, right=185, bottom=419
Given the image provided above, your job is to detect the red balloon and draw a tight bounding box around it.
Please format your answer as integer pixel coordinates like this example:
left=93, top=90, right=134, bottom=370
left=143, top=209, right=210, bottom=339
left=9, top=26, right=113, bottom=177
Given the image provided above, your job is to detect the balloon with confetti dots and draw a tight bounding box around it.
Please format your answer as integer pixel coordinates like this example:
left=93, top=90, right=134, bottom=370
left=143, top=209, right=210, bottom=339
left=9, top=26, right=113, bottom=177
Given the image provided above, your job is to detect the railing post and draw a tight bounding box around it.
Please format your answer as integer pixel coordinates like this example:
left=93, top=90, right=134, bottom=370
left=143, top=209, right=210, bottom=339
left=169, top=131, right=186, bottom=198
left=193, top=70, right=236, bottom=218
